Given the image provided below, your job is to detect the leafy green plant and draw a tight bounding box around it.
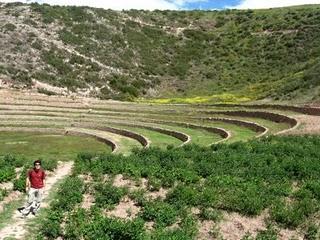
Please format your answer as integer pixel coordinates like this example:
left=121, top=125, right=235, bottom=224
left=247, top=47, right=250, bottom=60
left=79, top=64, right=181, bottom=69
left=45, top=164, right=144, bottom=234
left=199, top=208, right=222, bottom=221
left=141, top=200, right=178, bottom=227
left=305, top=224, right=319, bottom=240
left=94, top=183, right=127, bottom=208
left=39, top=210, right=64, bottom=239
left=51, top=176, right=84, bottom=211
left=42, top=159, right=58, bottom=172
left=270, top=198, right=317, bottom=228
left=0, top=166, right=15, bottom=183
left=13, top=166, right=28, bottom=192
left=255, top=224, right=278, bottom=240
left=3, top=154, right=25, bottom=168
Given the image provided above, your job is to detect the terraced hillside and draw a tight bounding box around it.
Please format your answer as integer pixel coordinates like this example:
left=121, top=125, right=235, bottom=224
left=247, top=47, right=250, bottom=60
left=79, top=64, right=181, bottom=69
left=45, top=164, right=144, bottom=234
left=1, top=89, right=320, bottom=239
left=1, top=3, right=320, bottom=102
left=0, top=89, right=307, bottom=155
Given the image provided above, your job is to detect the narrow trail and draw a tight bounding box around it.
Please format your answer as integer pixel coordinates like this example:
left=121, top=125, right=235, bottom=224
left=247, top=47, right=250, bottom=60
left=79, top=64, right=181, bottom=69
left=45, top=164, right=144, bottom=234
left=0, top=161, right=74, bottom=240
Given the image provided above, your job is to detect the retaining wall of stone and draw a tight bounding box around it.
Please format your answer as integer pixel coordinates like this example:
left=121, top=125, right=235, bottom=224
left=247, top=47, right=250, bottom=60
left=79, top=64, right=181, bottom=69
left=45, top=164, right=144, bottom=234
left=137, top=125, right=191, bottom=145
left=65, top=130, right=118, bottom=152
left=204, top=104, right=320, bottom=116
left=202, top=110, right=298, bottom=127
left=73, top=125, right=150, bottom=148
left=89, top=123, right=190, bottom=146
left=198, top=117, right=268, bottom=135
left=151, top=120, right=231, bottom=142
left=98, top=126, right=150, bottom=148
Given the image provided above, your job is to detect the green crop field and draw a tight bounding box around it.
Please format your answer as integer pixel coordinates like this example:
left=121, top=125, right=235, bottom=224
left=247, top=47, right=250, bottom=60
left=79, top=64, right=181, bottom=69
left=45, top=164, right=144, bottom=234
left=27, top=136, right=320, bottom=240
left=0, top=132, right=111, bottom=161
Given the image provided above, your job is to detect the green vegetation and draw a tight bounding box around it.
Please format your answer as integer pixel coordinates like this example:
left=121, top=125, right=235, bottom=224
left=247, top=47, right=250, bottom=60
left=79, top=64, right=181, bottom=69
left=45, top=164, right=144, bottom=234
left=94, top=183, right=127, bottom=208
left=2, top=23, right=16, bottom=32
left=0, top=197, right=25, bottom=229
left=38, top=176, right=84, bottom=239
left=155, top=124, right=223, bottom=146
left=1, top=3, right=320, bottom=102
left=0, top=188, right=8, bottom=201
left=0, top=131, right=111, bottom=161
left=34, top=135, right=320, bottom=239
left=0, top=154, right=25, bottom=183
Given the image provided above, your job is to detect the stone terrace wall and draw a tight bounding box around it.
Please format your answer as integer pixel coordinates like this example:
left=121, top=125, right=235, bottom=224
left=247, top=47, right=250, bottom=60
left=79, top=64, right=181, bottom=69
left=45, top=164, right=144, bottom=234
left=65, top=130, right=117, bottom=152
left=202, top=111, right=298, bottom=127
left=198, top=117, right=267, bottom=134
left=86, top=126, right=149, bottom=148
left=204, top=104, right=320, bottom=116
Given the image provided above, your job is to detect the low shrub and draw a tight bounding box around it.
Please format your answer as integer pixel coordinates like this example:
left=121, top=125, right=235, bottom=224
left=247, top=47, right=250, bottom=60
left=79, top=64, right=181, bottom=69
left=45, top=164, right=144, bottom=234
left=199, top=208, right=222, bottom=221
left=166, top=184, right=199, bottom=208
left=42, top=159, right=58, bottom=172
left=39, top=210, right=64, bottom=239
left=13, top=166, right=28, bottom=192
left=3, top=154, right=25, bottom=168
left=305, top=224, right=319, bottom=240
left=51, top=176, right=84, bottom=211
left=85, top=216, right=146, bottom=240
left=0, top=166, right=15, bottom=183
left=254, top=224, right=278, bottom=240
left=141, top=200, right=178, bottom=227
left=94, top=183, right=127, bottom=208
left=271, top=198, right=318, bottom=228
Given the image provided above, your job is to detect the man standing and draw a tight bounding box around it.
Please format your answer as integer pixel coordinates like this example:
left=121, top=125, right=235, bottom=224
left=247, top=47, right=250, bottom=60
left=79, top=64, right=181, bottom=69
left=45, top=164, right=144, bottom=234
left=18, top=160, right=46, bottom=217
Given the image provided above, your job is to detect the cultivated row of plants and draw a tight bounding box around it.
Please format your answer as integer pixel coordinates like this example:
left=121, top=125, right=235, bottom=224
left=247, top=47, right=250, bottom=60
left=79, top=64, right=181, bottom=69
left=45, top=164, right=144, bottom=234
left=37, top=136, right=320, bottom=239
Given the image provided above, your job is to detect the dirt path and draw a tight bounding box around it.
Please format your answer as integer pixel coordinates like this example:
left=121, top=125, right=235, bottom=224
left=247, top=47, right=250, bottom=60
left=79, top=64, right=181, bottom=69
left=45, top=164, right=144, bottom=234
left=286, top=114, right=320, bottom=135
left=0, top=161, right=74, bottom=240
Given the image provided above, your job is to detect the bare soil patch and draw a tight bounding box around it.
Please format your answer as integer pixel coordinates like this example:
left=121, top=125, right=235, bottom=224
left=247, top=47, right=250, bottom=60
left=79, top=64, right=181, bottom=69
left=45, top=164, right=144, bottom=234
left=146, top=187, right=168, bottom=200
left=78, top=174, right=93, bottom=184
left=218, top=211, right=267, bottom=240
left=288, top=114, right=320, bottom=135
left=278, top=228, right=303, bottom=240
left=81, top=193, right=95, bottom=210
left=144, top=221, right=155, bottom=232
left=112, top=174, right=168, bottom=200
left=0, top=191, right=22, bottom=213
left=197, top=220, right=215, bottom=240
left=112, top=174, right=148, bottom=191
left=105, top=196, right=140, bottom=220
left=0, top=182, right=13, bottom=191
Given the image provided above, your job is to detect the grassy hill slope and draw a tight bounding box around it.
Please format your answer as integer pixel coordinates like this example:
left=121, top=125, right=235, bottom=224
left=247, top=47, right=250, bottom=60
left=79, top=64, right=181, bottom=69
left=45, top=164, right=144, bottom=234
left=0, top=2, right=320, bottom=103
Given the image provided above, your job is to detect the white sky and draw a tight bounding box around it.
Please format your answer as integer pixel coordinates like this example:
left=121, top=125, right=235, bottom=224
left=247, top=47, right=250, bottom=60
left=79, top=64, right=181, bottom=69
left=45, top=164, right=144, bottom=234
left=234, top=0, right=320, bottom=9
left=1, top=0, right=320, bottom=10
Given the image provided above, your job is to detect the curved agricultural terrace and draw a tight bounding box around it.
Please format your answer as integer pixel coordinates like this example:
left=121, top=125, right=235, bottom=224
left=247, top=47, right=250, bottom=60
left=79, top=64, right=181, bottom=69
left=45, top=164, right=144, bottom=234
left=1, top=89, right=320, bottom=239
left=0, top=90, right=303, bottom=155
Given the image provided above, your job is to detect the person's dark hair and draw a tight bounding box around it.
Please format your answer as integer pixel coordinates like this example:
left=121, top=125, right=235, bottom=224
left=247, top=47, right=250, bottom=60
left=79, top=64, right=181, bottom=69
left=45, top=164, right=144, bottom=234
left=34, top=160, right=41, bottom=166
